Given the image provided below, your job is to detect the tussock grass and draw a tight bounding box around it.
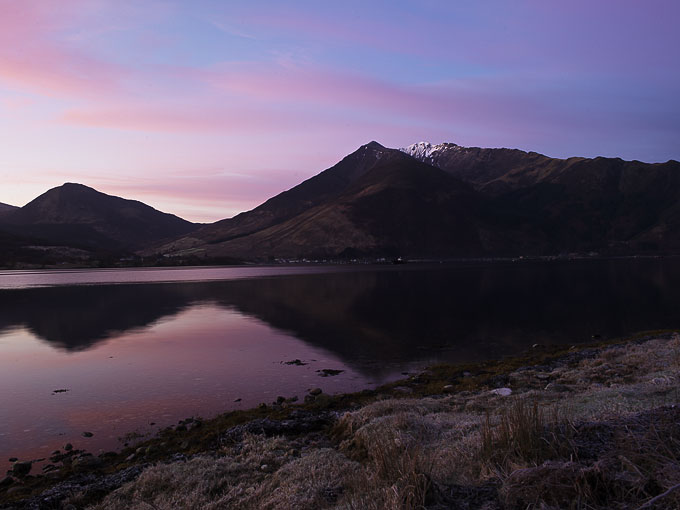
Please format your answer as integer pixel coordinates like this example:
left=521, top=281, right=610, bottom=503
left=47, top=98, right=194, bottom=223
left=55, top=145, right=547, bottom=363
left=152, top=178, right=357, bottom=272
left=479, top=399, right=575, bottom=478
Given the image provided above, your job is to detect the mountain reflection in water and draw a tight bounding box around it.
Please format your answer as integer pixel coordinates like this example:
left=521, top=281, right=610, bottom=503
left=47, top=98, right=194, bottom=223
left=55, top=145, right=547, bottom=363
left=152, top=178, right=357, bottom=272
left=1, top=259, right=679, bottom=369
left=1, top=259, right=680, bottom=471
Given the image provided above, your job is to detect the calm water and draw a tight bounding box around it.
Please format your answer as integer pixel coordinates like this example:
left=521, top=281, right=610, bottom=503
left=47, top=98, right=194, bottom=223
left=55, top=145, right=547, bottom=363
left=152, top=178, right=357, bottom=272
left=2, top=259, right=680, bottom=470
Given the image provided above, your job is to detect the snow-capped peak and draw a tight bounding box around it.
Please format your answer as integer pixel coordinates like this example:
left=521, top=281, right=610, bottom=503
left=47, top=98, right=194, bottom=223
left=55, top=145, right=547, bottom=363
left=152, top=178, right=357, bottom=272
left=400, top=141, right=456, bottom=161
left=401, top=141, right=433, bottom=159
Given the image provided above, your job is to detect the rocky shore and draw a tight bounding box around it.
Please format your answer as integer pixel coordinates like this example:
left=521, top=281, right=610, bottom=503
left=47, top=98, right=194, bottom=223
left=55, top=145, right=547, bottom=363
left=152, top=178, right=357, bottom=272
left=2, top=332, right=680, bottom=509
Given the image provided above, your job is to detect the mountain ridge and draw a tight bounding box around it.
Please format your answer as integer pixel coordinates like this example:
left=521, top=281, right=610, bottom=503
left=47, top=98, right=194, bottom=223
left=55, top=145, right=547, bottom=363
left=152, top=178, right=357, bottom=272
left=0, top=183, right=199, bottom=256
left=2, top=140, right=679, bottom=266
left=156, top=141, right=680, bottom=260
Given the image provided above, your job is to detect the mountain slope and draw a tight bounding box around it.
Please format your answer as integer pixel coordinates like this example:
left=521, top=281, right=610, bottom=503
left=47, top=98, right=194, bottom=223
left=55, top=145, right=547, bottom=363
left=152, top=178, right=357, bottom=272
left=168, top=141, right=392, bottom=249
left=488, top=157, right=680, bottom=252
left=156, top=143, right=486, bottom=259
left=158, top=141, right=680, bottom=260
left=0, top=202, right=18, bottom=213
left=0, top=183, right=199, bottom=252
left=403, top=142, right=680, bottom=253
left=401, top=141, right=585, bottom=194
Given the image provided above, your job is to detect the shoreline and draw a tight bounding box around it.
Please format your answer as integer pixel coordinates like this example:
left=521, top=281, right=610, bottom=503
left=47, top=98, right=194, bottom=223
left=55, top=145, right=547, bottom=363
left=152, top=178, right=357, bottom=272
left=3, top=252, right=680, bottom=272
left=3, top=330, right=680, bottom=509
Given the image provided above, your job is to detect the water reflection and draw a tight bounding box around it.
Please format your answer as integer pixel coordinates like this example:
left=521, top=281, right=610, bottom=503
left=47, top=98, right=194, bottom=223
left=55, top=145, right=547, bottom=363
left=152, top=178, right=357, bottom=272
left=1, top=260, right=679, bottom=365
left=2, top=259, right=680, bottom=470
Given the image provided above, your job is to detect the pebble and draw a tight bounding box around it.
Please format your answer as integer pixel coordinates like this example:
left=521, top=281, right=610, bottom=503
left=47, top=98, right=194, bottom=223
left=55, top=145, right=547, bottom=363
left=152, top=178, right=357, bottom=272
left=490, top=387, right=513, bottom=397
left=64, top=443, right=73, bottom=451
left=72, top=456, right=103, bottom=469
left=309, top=388, right=322, bottom=396
left=82, top=431, right=94, bottom=438
left=8, top=457, right=18, bottom=462
left=11, top=461, right=32, bottom=477
left=313, top=393, right=332, bottom=406
left=545, top=383, right=570, bottom=392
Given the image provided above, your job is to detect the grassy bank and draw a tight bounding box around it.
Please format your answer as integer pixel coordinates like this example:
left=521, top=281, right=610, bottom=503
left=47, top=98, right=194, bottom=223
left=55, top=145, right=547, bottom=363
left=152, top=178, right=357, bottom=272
left=3, top=332, right=680, bottom=509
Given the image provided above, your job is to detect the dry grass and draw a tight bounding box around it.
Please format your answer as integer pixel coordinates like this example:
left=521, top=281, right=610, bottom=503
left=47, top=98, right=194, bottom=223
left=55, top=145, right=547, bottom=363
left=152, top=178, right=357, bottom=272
left=88, top=435, right=363, bottom=510
left=479, top=399, right=575, bottom=478
left=86, top=334, right=680, bottom=510
left=500, top=407, right=680, bottom=509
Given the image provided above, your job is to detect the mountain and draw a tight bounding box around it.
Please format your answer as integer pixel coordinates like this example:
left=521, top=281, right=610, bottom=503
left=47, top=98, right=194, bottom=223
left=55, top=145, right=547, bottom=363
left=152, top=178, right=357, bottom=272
left=403, top=142, right=680, bottom=253
left=401, top=141, right=569, bottom=194
left=0, top=202, right=18, bottom=218
left=3, top=141, right=679, bottom=265
left=155, top=142, right=487, bottom=259
left=0, top=183, right=199, bottom=254
left=156, top=141, right=680, bottom=260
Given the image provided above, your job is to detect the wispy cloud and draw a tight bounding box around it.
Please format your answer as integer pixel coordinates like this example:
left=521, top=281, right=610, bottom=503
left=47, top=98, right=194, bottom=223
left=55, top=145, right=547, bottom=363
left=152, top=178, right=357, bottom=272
left=0, top=1, right=678, bottom=221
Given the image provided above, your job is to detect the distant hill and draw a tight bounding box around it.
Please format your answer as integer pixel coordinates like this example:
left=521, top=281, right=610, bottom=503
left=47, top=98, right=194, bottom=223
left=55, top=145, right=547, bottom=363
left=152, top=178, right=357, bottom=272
left=156, top=141, right=680, bottom=260
left=0, top=202, right=18, bottom=216
left=0, top=183, right=199, bottom=254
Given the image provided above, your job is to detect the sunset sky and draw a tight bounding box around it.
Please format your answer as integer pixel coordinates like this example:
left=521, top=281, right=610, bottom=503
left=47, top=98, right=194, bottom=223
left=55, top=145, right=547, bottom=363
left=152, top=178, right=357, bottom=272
left=1, top=1, right=678, bottom=222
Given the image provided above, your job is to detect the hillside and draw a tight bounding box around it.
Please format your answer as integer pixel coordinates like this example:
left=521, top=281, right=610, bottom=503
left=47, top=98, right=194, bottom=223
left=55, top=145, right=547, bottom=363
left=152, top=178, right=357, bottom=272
left=402, top=142, right=680, bottom=253
left=0, top=183, right=199, bottom=254
left=156, top=142, right=680, bottom=260
left=154, top=143, right=493, bottom=259
left=0, top=202, right=18, bottom=215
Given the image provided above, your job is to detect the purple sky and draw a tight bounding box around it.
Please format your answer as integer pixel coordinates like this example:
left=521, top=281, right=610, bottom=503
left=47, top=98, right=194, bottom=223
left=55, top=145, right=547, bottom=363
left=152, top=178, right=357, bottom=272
left=1, top=0, right=678, bottom=222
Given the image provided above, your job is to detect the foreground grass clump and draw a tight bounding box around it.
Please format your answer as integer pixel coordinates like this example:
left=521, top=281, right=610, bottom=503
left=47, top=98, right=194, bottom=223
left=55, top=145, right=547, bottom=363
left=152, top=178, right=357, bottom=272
left=87, top=435, right=362, bottom=510
left=4, top=333, right=680, bottom=509
left=479, top=399, right=574, bottom=477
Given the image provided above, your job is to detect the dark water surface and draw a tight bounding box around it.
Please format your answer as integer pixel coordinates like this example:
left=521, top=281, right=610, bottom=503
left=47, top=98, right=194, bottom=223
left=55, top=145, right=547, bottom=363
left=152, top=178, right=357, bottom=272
left=2, top=259, right=680, bottom=470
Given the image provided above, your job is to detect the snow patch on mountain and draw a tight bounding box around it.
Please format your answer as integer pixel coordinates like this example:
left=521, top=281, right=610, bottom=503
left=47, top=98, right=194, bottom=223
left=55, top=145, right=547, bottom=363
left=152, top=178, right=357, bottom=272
left=400, top=141, right=460, bottom=162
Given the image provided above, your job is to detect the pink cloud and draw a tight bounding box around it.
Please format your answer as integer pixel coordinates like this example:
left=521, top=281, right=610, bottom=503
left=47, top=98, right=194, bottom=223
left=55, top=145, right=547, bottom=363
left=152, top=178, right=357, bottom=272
left=0, top=3, right=566, bottom=144
left=0, top=2, right=130, bottom=99
left=54, top=60, right=534, bottom=135
left=59, top=102, right=334, bottom=133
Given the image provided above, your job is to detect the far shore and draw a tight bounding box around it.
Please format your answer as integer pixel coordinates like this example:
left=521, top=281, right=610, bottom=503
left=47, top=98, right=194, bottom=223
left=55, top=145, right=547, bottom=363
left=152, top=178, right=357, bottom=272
left=2, top=251, right=679, bottom=273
